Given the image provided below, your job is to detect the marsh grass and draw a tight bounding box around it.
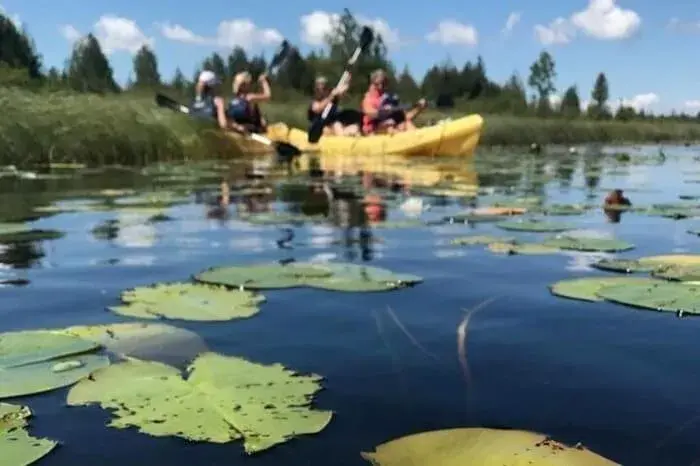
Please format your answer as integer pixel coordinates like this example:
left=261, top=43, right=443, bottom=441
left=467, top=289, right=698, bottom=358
left=0, top=88, right=243, bottom=168
left=3, top=88, right=700, bottom=168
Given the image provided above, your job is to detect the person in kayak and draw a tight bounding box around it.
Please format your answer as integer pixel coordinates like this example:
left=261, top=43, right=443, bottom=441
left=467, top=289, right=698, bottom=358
left=228, top=71, right=271, bottom=134
left=190, top=70, right=229, bottom=130
left=307, top=75, right=360, bottom=136
left=361, top=69, right=427, bottom=135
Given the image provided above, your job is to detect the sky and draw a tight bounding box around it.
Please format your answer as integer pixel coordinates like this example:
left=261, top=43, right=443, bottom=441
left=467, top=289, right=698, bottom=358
left=1, top=0, right=699, bottom=114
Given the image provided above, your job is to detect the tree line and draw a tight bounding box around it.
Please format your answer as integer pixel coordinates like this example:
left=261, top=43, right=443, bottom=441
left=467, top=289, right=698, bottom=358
left=1, top=10, right=697, bottom=122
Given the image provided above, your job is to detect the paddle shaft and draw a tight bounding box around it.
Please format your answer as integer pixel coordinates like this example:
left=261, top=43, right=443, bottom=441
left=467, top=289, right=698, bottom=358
left=318, top=47, right=364, bottom=121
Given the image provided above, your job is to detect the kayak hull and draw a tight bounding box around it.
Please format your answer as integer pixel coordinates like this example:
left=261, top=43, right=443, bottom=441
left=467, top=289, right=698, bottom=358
left=276, top=114, right=483, bottom=157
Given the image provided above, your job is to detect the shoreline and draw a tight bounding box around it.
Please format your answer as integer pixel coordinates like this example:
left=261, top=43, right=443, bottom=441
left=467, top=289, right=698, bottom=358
left=1, top=89, right=699, bottom=167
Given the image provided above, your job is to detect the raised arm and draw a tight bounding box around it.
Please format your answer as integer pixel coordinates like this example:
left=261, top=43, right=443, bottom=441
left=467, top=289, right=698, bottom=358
left=246, top=74, right=271, bottom=103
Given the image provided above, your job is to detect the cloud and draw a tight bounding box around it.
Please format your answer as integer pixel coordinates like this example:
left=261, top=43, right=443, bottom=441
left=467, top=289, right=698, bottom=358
left=618, top=93, right=659, bottom=111
left=426, top=20, right=478, bottom=46
left=60, top=15, right=153, bottom=55
left=0, top=4, right=20, bottom=28
left=502, top=12, right=521, bottom=35
left=534, top=0, right=640, bottom=45
left=668, top=17, right=700, bottom=33
left=299, top=10, right=402, bottom=47
left=684, top=100, right=700, bottom=109
left=158, top=19, right=282, bottom=49
left=534, top=17, right=575, bottom=45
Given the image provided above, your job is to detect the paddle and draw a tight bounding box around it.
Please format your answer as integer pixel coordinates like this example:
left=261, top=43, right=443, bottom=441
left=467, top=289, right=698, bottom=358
left=154, top=40, right=300, bottom=159
left=307, top=26, right=374, bottom=144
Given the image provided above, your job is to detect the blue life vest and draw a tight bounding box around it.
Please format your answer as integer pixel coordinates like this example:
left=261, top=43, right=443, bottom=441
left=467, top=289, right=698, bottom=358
left=380, top=93, right=400, bottom=108
left=226, top=97, right=253, bottom=123
left=190, top=95, right=217, bottom=120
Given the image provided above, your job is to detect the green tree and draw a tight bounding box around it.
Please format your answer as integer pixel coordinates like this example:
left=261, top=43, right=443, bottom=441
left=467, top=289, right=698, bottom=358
left=394, top=65, right=420, bottom=102
left=527, top=51, right=556, bottom=101
left=0, top=13, right=42, bottom=80
left=559, top=85, right=581, bottom=118
left=615, top=105, right=637, bottom=121
left=170, top=67, right=187, bottom=95
left=66, top=34, right=119, bottom=93
left=226, top=47, right=249, bottom=75
left=132, top=45, right=161, bottom=89
left=588, top=72, right=610, bottom=119
left=275, top=47, right=310, bottom=94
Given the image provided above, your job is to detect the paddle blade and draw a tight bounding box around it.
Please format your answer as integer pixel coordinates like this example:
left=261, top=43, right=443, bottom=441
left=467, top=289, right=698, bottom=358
left=269, top=40, right=290, bottom=70
left=359, top=26, right=374, bottom=51
left=275, top=141, right=302, bottom=158
left=155, top=93, right=190, bottom=114
left=307, top=118, right=325, bottom=144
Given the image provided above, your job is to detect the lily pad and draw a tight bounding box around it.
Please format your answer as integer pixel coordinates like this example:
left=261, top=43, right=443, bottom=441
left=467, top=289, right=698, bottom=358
left=496, top=219, right=573, bottom=233
left=537, top=204, right=589, bottom=216
left=1, top=403, right=58, bottom=465
left=591, top=258, right=657, bottom=274
left=543, top=236, right=634, bottom=252
left=451, top=235, right=515, bottom=246
left=108, top=282, right=264, bottom=321
left=597, top=281, right=700, bottom=316
left=0, top=229, right=65, bottom=243
left=67, top=353, right=333, bottom=454
left=550, top=276, right=660, bottom=302
left=487, top=242, right=560, bottom=255
left=638, top=254, right=700, bottom=267
left=195, top=262, right=421, bottom=292
left=644, top=204, right=699, bottom=219
left=0, top=330, right=110, bottom=399
left=651, top=265, right=700, bottom=282
left=361, top=428, right=617, bottom=465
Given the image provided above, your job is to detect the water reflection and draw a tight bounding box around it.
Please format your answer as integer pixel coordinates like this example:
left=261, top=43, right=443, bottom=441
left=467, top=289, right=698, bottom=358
left=0, top=241, right=45, bottom=269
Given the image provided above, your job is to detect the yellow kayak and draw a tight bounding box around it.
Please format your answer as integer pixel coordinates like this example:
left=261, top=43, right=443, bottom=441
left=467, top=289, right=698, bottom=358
left=273, top=114, right=483, bottom=157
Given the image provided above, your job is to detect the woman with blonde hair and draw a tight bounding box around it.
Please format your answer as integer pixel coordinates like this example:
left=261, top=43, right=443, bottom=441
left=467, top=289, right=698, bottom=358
left=361, top=68, right=426, bottom=134
left=227, top=70, right=271, bottom=133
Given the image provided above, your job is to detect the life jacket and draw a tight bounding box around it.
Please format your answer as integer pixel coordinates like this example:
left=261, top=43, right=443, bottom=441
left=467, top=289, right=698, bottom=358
left=227, top=96, right=254, bottom=124
left=380, top=92, right=400, bottom=108
left=190, top=94, right=217, bottom=120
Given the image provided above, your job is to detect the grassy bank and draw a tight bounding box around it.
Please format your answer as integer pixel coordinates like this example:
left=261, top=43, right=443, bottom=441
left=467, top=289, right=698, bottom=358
left=0, top=88, right=242, bottom=168
left=2, top=88, right=700, bottom=167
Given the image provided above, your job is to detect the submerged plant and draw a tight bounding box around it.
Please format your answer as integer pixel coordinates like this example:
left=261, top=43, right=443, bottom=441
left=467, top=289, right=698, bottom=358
left=67, top=353, right=333, bottom=454
left=108, top=283, right=265, bottom=321
left=1, top=403, right=58, bottom=465
left=361, top=428, right=618, bottom=465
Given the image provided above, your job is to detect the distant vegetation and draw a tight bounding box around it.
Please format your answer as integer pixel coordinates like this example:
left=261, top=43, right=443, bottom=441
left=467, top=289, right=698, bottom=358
left=1, top=10, right=700, bottom=166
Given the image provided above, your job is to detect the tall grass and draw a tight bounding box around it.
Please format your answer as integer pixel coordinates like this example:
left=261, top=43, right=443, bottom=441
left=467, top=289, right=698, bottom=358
left=2, top=88, right=700, bottom=168
left=0, top=87, right=242, bottom=168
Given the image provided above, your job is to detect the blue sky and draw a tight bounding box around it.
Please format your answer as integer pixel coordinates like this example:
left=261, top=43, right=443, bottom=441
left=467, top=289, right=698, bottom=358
left=1, top=0, right=699, bottom=113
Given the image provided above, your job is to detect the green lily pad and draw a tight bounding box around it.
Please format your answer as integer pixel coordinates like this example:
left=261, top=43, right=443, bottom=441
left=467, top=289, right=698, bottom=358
left=108, top=283, right=264, bottom=321
left=591, top=258, right=657, bottom=273
left=0, top=229, right=65, bottom=244
left=651, top=265, right=700, bottom=282
left=451, top=235, right=516, bottom=246
left=487, top=242, right=560, bottom=255
left=597, top=281, right=700, bottom=316
left=67, top=353, right=332, bottom=454
left=1, top=403, right=58, bottom=465
left=372, top=219, right=425, bottom=229
left=0, top=330, right=110, bottom=399
left=496, top=219, right=573, bottom=233
left=360, top=428, right=617, bottom=465
left=537, top=204, right=589, bottom=216
left=195, top=262, right=421, bottom=292
left=543, top=236, right=635, bottom=252
left=550, top=276, right=660, bottom=302
left=645, top=204, right=699, bottom=219
left=444, top=213, right=505, bottom=224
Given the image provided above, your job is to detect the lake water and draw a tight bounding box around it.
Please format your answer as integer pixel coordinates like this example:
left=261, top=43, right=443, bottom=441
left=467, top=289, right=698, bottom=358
left=2, top=144, right=700, bottom=465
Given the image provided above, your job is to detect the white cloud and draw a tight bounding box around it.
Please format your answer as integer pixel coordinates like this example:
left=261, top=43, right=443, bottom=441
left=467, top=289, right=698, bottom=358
left=426, top=20, right=478, bottom=46
left=503, top=12, right=521, bottom=35
left=158, top=19, right=282, bottom=49
left=571, top=0, right=641, bottom=40
left=60, top=16, right=153, bottom=55
left=0, top=4, right=20, bottom=28
left=535, top=0, right=640, bottom=45
left=684, top=100, right=700, bottom=109
left=668, top=17, right=700, bottom=33
left=299, top=10, right=402, bottom=48
left=534, top=18, right=575, bottom=45
left=618, top=93, right=659, bottom=111
left=549, top=94, right=562, bottom=108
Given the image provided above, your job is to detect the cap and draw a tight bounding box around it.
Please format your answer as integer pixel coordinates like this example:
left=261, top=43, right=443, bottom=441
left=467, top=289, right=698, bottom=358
left=198, top=70, right=219, bottom=85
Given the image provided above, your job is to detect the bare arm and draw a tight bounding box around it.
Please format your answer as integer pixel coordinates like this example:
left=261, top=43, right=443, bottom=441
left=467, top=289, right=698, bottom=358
left=214, top=97, right=228, bottom=130
left=246, top=77, right=271, bottom=103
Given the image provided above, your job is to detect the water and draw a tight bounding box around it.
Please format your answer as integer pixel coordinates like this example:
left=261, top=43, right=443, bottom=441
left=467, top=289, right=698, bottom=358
left=2, top=145, right=700, bottom=465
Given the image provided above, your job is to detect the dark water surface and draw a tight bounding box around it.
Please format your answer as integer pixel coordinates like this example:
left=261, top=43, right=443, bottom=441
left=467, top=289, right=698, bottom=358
left=3, top=145, right=700, bottom=465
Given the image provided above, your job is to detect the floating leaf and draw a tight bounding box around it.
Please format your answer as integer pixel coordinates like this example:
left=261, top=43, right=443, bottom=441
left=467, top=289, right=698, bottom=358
left=487, top=242, right=560, bottom=255
left=195, top=262, right=421, bottom=292
left=597, top=281, right=700, bottom=315
left=67, top=353, right=332, bottom=454
left=550, top=276, right=660, bottom=302
left=496, top=219, right=573, bottom=233
left=1, top=403, right=57, bottom=465
left=0, top=331, right=109, bottom=399
left=651, top=265, right=700, bottom=282
left=451, top=235, right=515, bottom=246
left=543, top=236, right=634, bottom=252
left=108, top=283, right=264, bottom=321
left=536, top=204, right=589, bottom=216
left=361, top=428, right=618, bottom=465
left=591, top=258, right=657, bottom=273
left=638, top=254, right=700, bottom=267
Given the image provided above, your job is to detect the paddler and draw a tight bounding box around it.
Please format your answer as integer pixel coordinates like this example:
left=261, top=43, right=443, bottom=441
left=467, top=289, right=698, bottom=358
left=228, top=71, right=271, bottom=134
left=307, top=75, right=360, bottom=136
left=361, top=69, right=427, bottom=134
left=190, top=70, right=229, bottom=130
